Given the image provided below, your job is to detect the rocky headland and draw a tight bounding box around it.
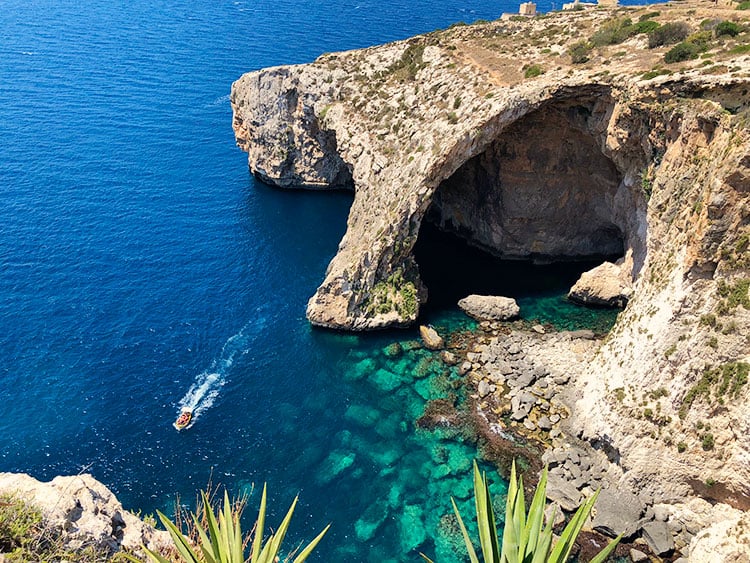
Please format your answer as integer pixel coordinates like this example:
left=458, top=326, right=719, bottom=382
left=0, top=473, right=168, bottom=560
left=232, top=1, right=750, bottom=560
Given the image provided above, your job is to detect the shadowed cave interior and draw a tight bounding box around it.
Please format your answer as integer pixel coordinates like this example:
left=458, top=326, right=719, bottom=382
left=412, top=100, right=627, bottom=317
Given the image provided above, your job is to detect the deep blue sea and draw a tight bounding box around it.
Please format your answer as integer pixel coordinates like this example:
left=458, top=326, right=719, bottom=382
left=0, top=0, right=645, bottom=560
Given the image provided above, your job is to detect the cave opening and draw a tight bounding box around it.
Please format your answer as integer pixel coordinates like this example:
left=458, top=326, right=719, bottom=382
left=413, top=99, right=628, bottom=330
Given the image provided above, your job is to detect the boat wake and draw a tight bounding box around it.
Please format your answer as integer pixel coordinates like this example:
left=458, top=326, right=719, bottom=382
left=175, top=312, right=265, bottom=428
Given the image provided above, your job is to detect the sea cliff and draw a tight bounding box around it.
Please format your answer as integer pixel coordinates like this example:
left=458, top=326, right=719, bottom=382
left=232, top=1, right=750, bottom=559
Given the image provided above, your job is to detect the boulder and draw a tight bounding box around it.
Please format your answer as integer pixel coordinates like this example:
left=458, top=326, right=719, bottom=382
left=591, top=487, right=644, bottom=538
left=458, top=295, right=520, bottom=321
left=419, top=325, right=444, bottom=350
left=641, top=520, right=675, bottom=555
left=546, top=472, right=583, bottom=512
left=477, top=380, right=492, bottom=397
left=568, top=261, right=632, bottom=308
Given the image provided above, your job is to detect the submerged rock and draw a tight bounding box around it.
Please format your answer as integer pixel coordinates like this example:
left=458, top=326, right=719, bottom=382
left=355, top=501, right=390, bottom=541
left=458, top=295, right=520, bottom=322
left=316, top=450, right=356, bottom=485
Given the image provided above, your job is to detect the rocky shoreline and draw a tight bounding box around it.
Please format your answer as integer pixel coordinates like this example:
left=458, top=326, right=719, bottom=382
left=423, top=318, right=750, bottom=561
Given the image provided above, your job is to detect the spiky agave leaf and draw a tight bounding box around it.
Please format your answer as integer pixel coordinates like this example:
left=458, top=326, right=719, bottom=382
left=519, top=466, right=549, bottom=560
left=292, top=523, right=331, bottom=563
left=451, top=497, right=481, bottom=563
left=501, top=461, right=520, bottom=563
left=473, top=462, right=501, bottom=563
left=250, top=484, right=267, bottom=563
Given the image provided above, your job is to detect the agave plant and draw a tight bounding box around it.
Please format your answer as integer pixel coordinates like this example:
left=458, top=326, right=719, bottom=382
left=423, top=461, right=620, bottom=563
left=128, top=484, right=329, bottom=563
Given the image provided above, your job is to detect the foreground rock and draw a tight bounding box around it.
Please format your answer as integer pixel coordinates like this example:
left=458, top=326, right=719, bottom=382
left=568, top=260, right=632, bottom=308
left=458, top=295, right=520, bottom=321
left=0, top=473, right=169, bottom=557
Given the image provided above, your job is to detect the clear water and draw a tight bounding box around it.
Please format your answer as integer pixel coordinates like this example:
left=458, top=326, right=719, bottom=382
left=1, top=0, right=641, bottom=560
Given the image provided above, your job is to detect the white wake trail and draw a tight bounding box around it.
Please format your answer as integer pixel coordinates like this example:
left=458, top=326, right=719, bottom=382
left=175, top=312, right=266, bottom=427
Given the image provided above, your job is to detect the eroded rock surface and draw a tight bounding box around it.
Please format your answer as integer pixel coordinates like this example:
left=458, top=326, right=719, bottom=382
left=568, top=259, right=633, bottom=307
left=0, top=473, right=169, bottom=556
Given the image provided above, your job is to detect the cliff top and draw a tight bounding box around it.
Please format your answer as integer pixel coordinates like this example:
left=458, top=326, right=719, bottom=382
left=316, top=0, right=750, bottom=88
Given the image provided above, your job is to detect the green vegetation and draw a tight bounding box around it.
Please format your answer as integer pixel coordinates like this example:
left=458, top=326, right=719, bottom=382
left=679, top=362, right=750, bottom=418
left=715, top=20, right=742, bottom=37
left=717, top=278, right=750, bottom=310
left=738, top=1, right=750, bottom=10
left=128, top=487, right=328, bottom=563
left=677, top=441, right=688, bottom=453
left=568, top=41, right=592, bottom=64
left=589, top=17, right=659, bottom=47
left=0, top=493, right=42, bottom=556
left=421, top=461, right=620, bottom=563
left=664, top=31, right=712, bottom=63
left=639, top=11, right=661, bottom=22
left=637, top=65, right=665, bottom=79
left=388, top=41, right=427, bottom=82
left=664, top=344, right=677, bottom=358
left=614, top=387, right=625, bottom=402
left=648, top=22, right=691, bottom=48
left=365, top=269, right=419, bottom=318
left=524, top=64, right=544, bottom=78
left=701, top=433, right=715, bottom=451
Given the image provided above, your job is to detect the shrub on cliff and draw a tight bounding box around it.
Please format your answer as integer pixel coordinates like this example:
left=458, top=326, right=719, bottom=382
left=648, top=22, right=691, bottom=48
left=715, top=20, right=743, bottom=37
left=589, top=17, right=659, bottom=47
left=420, top=461, right=620, bottom=563
left=569, top=41, right=592, bottom=64
left=664, top=41, right=701, bottom=63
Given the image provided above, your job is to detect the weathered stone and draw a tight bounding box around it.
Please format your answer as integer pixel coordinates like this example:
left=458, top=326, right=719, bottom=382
left=458, top=361, right=472, bottom=375
left=641, top=521, right=675, bottom=555
left=629, top=548, right=649, bottom=562
left=419, top=325, right=444, bottom=350
left=0, top=473, right=169, bottom=557
left=532, top=324, right=546, bottom=334
left=458, top=295, right=520, bottom=322
left=546, top=472, right=583, bottom=512
left=568, top=261, right=632, bottom=308
left=592, top=488, right=644, bottom=538
left=537, top=416, right=552, bottom=431
left=478, top=380, right=492, bottom=398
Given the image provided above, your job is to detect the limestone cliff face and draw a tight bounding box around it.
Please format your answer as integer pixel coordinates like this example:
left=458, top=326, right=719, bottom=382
left=232, top=1, right=750, bottom=545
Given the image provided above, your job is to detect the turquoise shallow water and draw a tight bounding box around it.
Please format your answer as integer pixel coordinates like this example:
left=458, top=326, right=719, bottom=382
left=1, top=0, right=637, bottom=559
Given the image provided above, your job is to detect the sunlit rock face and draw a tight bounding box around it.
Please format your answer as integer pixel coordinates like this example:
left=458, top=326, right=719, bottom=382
left=428, top=99, right=625, bottom=261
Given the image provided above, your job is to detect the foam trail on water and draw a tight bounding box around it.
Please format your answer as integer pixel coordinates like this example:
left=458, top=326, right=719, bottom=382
left=177, top=310, right=266, bottom=424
